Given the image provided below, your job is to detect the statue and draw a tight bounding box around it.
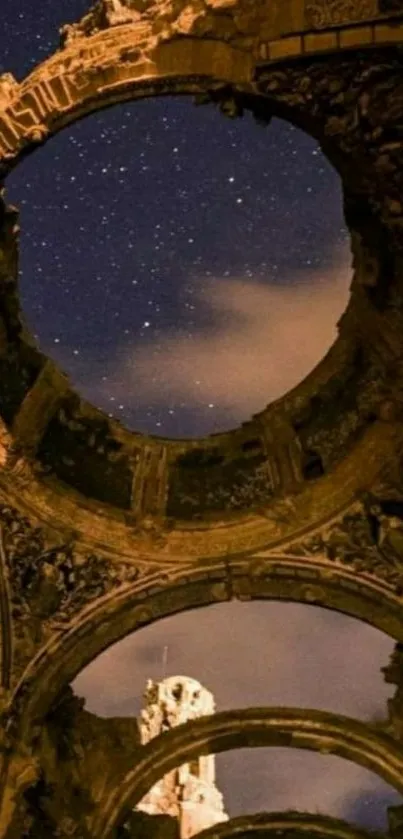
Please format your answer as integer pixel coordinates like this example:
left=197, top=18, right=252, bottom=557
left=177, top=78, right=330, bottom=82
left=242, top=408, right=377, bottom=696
left=363, top=494, right=403, bottom=569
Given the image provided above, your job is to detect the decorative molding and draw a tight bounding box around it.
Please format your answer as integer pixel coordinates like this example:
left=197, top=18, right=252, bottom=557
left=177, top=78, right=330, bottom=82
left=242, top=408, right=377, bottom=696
left=280, top=495, right=403, bottom=592
left=0, top=503, right=143, bottom=680
left=305, top=0, right=379, bottom=29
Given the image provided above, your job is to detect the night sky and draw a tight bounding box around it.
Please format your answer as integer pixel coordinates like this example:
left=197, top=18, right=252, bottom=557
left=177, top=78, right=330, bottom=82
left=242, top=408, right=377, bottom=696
left=2, top=0, right=402, bottom=831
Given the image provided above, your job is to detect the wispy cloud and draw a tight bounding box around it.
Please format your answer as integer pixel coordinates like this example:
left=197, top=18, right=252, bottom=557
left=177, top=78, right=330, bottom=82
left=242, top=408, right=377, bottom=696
left=70, top=245, right=400, bottom=826
left=76, top=249, right=352, bottom=432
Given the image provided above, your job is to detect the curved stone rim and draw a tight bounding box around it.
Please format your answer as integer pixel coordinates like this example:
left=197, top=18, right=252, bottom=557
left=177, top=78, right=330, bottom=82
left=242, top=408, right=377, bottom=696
left=0, top=29, right=400, bottom=536
left=11, top=554, right=403, bottom=744
left=0, top=29, right=355, bottom=452
left=1, top=417, right=401, bottom=557
left=193, top=811, right=385, bottom=839
left=94, top=707, right=403, bottom=837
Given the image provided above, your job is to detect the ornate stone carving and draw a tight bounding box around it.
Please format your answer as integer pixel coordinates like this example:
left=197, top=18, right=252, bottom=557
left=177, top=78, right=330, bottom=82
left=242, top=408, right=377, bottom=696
left=0, top=74, right=19, bottom=107
left=58, top=0, right=256, bottom=49
left=60, top=0, right=144, bottom=46
left=0, top=503, right=142, bottom=678
left=1, top=504, right=142, bottom=612
left=285, top=494, right=403, bottom=591
left=306, top=0, right=378, bottom=29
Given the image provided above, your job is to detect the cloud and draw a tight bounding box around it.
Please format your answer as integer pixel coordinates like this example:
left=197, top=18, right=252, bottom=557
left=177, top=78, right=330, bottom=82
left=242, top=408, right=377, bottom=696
left=71, top=248, right=400, bottom=823
left=84, top=248, right=352, bottom=429
left=218, top=748, right=400, bottom=830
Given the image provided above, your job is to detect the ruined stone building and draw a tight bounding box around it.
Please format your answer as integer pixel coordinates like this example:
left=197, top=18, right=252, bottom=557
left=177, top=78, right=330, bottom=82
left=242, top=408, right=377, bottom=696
left=136, top=676, right=228, bottom=838
left=1, top=0, right=403, bottom=837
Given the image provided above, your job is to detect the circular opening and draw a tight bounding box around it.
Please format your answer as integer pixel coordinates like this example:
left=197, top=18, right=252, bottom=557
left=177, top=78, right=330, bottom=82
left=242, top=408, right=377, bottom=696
left=10, top=98, right=351, bottom=439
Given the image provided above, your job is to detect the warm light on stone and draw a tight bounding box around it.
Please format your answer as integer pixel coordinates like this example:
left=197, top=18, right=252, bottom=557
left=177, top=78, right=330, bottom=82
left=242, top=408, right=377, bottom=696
left=137, top=676, right=229, bottom=838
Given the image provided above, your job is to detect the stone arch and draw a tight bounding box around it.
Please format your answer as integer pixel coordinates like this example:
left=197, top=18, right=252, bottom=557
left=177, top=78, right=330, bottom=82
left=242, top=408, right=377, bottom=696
left=1, top=19, right=402, bottom=528
left=0, top=7, right=403, bottom=838
left=0, top=29, right=253, bottom=173
left=93, top=707, right=403, bottom=838
left=11, top=555, right=403, bottom=744
left=193, top=812, right=385, bottom=839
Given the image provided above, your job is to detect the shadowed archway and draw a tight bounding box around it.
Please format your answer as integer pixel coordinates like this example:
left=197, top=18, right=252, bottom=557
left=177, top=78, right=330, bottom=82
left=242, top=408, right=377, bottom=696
left=2, top=3, right=403, bottom=838
left=12, top=552, right=403, bottom=743
left=93, top=707, right=403, bottom=837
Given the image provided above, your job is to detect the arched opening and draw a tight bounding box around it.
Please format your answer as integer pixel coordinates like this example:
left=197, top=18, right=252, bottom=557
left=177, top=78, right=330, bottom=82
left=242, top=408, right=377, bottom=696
left=115, top=758, right=403, bottom=836
left=13, top=557, right=403, bottom=741
left=8, top=97, right=351, bottom=439
left=94, top=708, right=403, bottom=838
left=0, top=27, right=399, bottom=532
left=67, top=602, right=401, bottom=836
left=72, top=601, right=394, bottom=722
left=214, top=749, right=402, bottom=832
left=14, top=557, right=403, bottom=744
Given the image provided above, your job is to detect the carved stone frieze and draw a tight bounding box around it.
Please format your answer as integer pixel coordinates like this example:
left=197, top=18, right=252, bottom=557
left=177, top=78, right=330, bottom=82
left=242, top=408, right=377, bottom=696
left=58, top=0, right=268, bottom=51
left=0, top=74, right=19, bottom=108
left=283, top=494, right=403, bottom=592
left=0, top=503, right=142, bottom=680
left=59, top=0, right=145, bottom=46
left=306, top=0, right=378, bottom=29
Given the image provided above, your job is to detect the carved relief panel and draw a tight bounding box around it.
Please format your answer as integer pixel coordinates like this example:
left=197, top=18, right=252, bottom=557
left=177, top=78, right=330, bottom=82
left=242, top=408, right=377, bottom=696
left=305, top=0, right=380, bottom=28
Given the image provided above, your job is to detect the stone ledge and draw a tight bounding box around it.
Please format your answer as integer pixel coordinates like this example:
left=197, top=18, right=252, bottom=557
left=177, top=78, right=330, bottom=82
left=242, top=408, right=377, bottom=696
left=262, top=18, right=403, bottom=62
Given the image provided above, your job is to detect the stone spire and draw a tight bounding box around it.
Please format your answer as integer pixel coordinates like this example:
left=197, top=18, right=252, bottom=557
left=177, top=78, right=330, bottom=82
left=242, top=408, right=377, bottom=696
left=136, top=676, right=229, bottom=839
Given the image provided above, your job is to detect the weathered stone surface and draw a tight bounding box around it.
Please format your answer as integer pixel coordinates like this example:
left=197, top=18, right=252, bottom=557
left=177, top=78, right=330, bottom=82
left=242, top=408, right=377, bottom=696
left=167, top=447, right=274, bottom=519
left=37, top=399, right=135, bottom=509
left=284, top=494, right=403, bottom=592
left=15, top=685, right=143, bottom=838
left=2, top=47, right=403, bottom=521
left=0, top=501, right=141, bottom=684
left=0, top=5, right=403, bottom=839
left=306, top=0, right=378, bottom=29
left=95, top=707, right=403, bottom=838
left=137, top=677, right=228, bottom=838
left=118, top=811, right=179, bottom=839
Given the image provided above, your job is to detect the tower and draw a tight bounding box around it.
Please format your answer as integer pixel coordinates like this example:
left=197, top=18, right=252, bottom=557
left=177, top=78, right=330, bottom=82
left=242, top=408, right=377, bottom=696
left=136, top=676, right=229, bottom=838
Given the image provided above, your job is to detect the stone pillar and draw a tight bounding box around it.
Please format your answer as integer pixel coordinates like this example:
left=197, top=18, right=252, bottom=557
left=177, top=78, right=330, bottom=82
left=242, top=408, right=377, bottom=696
left=136, top=676, right=228, bottom=839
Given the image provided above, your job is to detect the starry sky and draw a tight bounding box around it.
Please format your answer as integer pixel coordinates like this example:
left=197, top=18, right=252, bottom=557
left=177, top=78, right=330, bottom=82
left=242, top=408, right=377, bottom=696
left=2, top=0, right=401, bottom=832
left=2, top=0, right=352, bottom=439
